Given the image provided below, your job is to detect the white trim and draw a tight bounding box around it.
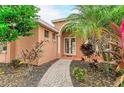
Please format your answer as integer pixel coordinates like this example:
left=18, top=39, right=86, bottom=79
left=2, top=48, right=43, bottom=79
left=52, top=18, right=66, bottom=23
left=58, top=33, right=61, bottom=55
left=38, top=19, right=58, bottom=33
left=64, top=37, right=76, bottom=56
left=55, top=21, right=69, bottom=57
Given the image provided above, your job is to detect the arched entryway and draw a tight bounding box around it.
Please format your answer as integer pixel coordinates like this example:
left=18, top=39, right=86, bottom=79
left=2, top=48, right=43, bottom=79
left=52, top=19, right=83, bottom=60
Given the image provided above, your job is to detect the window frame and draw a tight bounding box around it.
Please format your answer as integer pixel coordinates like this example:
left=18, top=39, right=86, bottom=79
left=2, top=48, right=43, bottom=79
left=52, top=33, right=56, bottom=40
left=0, top=45, right=7, bottom=54
left=44, top=30, right=49, bottom=38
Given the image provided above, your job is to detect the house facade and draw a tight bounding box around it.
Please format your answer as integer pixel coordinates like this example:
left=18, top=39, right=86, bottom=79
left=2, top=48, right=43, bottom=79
left=0, top=18, right=83, bottom=65
left=52, top=18, right=83, bottom=60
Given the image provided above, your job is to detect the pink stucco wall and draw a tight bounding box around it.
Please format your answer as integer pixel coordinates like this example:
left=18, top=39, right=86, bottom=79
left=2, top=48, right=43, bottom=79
left=0, top=42, right=16, bottom=63
left=15, top=30, right=38, bottom=59
left=7, top=42, right=16, bottom=62
left=1, top=26, right=58, bottom=65
left=0, top=53, right=5, bottom=63
left=38, top=27, right=58, bottom=65
left=53, top=21, right=67, bottom=30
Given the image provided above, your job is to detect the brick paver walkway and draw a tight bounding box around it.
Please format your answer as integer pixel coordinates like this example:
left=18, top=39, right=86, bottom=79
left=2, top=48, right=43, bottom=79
left=38, top=59, right=73, bottom=87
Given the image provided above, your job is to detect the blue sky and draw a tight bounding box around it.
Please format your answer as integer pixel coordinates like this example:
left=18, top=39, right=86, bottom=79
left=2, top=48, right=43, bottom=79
left=38, top=5, right=75, bottom=25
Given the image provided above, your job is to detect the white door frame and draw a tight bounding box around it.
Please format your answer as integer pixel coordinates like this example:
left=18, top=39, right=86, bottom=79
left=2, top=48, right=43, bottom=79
left=64, top=37, right=76, bottom=55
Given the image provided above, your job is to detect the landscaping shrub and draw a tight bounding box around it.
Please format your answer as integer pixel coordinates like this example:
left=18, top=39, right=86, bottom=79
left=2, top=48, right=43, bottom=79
left=120, top=81, right=124, bottom=87
left=102, top=64, right=112, bottom=72
left=10, top=59, right=22, bottom=68
left=21, top=41, right=45, bottom=75
left=21, top=41, right=45, bottom=63
left=116, top=68, right=124, bottom=77
left=114, top=74, right=124, bottom=87
left=80, top=43, right=94, bottom=57
left=89, top=62, right=98, bottom=70
left=73, top=67, right=87, bottom=81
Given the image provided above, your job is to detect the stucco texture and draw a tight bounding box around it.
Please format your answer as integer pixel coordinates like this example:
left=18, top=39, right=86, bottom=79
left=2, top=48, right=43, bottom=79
left=2, top=26, right=58, bottom=65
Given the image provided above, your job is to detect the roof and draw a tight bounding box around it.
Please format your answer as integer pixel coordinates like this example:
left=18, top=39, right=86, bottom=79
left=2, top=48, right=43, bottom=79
left=38, top=19, right=58, bottom=33
left=52, top=18, right=66, bottom=23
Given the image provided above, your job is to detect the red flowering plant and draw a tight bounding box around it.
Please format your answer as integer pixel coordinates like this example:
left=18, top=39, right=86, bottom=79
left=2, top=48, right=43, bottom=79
left=120, top=20, right=124, bottom=49
left=103, top=20, right=124, bottom=86
left=110, top=20, right=124, bottom=69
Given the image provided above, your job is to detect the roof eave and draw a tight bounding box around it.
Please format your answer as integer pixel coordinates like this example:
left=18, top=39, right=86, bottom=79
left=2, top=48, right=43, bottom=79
left=52, top=18, right=67, bottom=23
left=38, top=19, right=58, bottom=33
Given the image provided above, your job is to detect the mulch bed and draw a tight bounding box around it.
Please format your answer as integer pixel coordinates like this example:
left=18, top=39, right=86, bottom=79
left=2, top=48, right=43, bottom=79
left=70, top=60, right=117, bottom=87
left=0, top=59, right=58, bottom=87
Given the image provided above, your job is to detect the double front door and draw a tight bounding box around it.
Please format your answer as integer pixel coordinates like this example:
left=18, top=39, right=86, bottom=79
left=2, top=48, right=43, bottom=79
left=64, top=37, right=76, bottom=55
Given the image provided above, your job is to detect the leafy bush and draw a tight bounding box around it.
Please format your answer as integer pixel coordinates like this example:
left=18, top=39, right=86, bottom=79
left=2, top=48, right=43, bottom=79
left=21, top=41, right=45, bottom=63
left=0, top=5, right=39, bottom=43
left=116, top=70, right=124, bottom=77
left=10, top=59, right=22, bottom=68
left=80, top=43, right=94, bottom=57
left=102, top=64, right=113, bottom=73
left=120, top=81, right=124, bottom=87
left=73, top=67, right=87, bottom=81
left=114, top=74, right=124, bottom=87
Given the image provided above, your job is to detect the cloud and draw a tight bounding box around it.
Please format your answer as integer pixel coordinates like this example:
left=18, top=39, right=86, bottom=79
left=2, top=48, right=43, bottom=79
left=38, top=5, right=75, bottom=25
left=38, top=5, right=64, bottom=25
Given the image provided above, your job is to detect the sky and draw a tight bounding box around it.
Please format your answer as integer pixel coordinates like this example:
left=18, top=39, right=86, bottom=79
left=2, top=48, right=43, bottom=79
left=38, top=5, right=75, bottom=25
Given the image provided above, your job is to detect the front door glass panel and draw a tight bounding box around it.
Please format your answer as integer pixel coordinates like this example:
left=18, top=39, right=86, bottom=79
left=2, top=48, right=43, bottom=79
left=64, top=37, right=76, bottom=55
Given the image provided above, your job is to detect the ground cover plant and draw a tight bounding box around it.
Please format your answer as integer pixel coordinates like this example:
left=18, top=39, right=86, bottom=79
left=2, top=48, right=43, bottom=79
left=73, top=67, right=87, bottom=81
left=70, top=60, right=115, bottom=87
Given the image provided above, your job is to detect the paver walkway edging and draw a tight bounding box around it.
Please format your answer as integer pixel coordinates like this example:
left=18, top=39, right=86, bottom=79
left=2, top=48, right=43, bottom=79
left=38, top=59, right=73, bottom=87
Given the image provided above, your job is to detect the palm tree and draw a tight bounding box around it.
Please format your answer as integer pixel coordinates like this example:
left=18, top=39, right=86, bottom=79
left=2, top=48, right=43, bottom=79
left=62, top=6, right=124, bottom=86
left=62, top=5, right=124, bottom=61
left=63, top=5, right=124, bottom=41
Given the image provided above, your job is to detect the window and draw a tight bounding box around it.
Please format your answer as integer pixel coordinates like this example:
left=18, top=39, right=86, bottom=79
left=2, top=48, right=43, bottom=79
left=44, top=30, right=49, bottom=38
left=52, top=33, right=56, bottom=40
left=0, top=45, right=7, bottom=53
